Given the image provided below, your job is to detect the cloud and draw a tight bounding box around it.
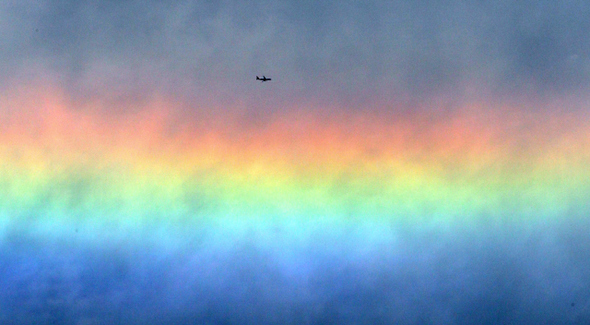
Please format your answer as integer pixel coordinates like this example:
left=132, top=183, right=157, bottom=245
left=1, top=2, right=589, bottom=324
left=1, top=0, right=588, bottom=109
left=1, top=219, right=589, bottom=323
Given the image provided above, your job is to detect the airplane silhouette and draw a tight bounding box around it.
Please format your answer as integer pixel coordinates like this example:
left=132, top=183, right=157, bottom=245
left=256, top=75, right=271, bottom=82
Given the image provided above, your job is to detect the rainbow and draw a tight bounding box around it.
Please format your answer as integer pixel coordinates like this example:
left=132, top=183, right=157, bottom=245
left=1, top=86, right=588, bottom=241
left=1, top=84, right=589, bottom=322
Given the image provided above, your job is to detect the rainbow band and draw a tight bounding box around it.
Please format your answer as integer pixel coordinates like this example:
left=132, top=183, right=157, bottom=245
left=1, top=90, right=588, bottom=236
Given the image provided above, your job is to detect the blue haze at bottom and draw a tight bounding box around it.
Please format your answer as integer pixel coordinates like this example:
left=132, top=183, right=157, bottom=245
left=1, top=216, right=589, bottom=324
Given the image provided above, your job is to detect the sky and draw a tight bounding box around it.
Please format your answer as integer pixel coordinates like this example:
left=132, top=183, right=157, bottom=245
left=1, top=1, right=590, bottom=324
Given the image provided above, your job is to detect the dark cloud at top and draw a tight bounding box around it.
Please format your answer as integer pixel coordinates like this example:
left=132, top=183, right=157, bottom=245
left=1, top=0, right=590, bottom=108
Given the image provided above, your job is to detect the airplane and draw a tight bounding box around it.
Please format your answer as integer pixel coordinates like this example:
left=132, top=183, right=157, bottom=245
left=256, top=75, right=271, bottom=82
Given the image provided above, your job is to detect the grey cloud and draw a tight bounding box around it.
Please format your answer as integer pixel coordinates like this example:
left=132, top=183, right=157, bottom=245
left=2, top=0, right=589, bottom=107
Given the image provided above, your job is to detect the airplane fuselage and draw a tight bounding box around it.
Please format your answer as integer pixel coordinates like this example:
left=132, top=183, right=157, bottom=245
left=256, top=76, right=271, bottom=82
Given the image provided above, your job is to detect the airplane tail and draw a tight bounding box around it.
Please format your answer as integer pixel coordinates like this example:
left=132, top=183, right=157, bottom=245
left=256, top=76, right=260, bottom=80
